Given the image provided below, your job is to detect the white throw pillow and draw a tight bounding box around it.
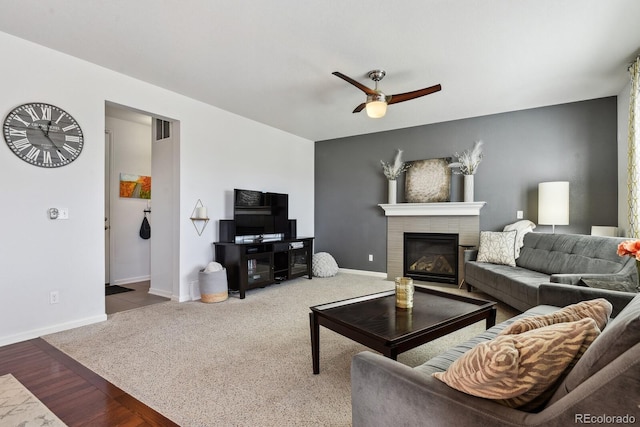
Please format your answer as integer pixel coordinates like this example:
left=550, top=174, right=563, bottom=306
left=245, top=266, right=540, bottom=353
left=476, top=231, right=517, bottom=267
left=503, top=220, right=536, bottom=258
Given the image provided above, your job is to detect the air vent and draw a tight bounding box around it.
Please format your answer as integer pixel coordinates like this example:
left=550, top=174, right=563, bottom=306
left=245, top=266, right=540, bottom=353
left=155, top=119, right=170, bottom=140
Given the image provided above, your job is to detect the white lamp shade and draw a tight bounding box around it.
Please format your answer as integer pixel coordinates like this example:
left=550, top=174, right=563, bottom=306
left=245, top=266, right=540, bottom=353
left=366, top=101, right=387, bottom=118
left=538, top=181, right=569, bottom=225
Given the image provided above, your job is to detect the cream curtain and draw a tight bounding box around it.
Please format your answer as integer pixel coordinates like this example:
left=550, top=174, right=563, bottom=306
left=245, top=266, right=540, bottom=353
left=627, top=57, right=640, bottom=238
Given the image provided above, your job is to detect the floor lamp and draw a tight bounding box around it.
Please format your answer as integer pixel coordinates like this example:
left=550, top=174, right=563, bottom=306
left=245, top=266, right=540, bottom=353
left=538, top=181, right=569, bottom=233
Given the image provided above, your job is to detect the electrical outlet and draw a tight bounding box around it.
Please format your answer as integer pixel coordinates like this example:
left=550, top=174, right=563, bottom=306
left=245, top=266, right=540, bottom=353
left=49, top=291, right=59, bottom=304
left=516, top=210, right=523, bottom=219
left=368, top=254, right=373, bottom=262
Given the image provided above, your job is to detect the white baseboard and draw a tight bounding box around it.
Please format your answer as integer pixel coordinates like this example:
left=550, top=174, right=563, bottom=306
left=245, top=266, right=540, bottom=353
left=0, top=314, right=108, bottom=347
left=148, top=287, right=173, bottom=299
left=175, top=294, right=193, bottom=302
left=189, top=280, right=200, bottom=301
left=112, top=275, right=151, bottom=286
left=160, top=281, right=199, bottom=302
left=338, top=268, right=388, bottom=279
left=148, top=285, right=189, bottom=302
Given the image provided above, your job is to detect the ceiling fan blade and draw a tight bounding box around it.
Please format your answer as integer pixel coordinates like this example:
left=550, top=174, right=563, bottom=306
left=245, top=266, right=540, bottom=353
left=332, top=71, right=377, bottom=96
left=352, top=103, right=366, bottom=113
left=387, top=84, right=442, bottom=105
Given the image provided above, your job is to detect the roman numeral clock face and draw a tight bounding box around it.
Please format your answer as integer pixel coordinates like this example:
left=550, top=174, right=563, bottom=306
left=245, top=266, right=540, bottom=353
left=3, top=103, right=83, bottom=168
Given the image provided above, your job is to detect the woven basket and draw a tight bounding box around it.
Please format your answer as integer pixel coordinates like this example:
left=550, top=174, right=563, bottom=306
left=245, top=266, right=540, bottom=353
left=199, top=269, right=228, bottom=303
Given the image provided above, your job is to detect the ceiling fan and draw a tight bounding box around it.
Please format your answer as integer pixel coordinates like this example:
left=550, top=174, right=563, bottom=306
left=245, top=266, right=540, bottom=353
left=332, top=70, right=441, bottom=118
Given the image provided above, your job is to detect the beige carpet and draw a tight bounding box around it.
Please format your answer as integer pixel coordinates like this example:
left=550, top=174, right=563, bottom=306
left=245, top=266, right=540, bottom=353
left=0, top=374, right=67, bottom=427
left=43, top=273, right=518, bottom=427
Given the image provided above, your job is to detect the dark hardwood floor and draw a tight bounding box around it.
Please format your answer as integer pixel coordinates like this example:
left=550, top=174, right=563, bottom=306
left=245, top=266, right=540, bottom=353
left=0, top=338, right=178, bottom=426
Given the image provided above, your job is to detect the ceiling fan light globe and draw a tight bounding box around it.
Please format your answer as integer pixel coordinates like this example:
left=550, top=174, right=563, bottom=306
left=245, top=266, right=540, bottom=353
left=366, top=101, right=387, bottom=118
left=365, top=93, right=387, bottom=118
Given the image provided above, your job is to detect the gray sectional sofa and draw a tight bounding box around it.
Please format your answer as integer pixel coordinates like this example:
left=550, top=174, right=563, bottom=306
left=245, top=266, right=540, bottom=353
left=351, top=289, right=640, bottom=426
left=465, top=233, right=638, bottom=315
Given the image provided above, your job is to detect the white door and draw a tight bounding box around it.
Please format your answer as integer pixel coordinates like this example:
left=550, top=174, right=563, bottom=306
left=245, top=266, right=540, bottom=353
left=105, top=131, right=111, bottom=285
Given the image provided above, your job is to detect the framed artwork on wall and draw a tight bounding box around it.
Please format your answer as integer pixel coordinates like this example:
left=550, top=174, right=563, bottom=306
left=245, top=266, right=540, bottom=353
left=119, top=173, right=151, bottom=199
left=404, top=158, right=451, bottom=203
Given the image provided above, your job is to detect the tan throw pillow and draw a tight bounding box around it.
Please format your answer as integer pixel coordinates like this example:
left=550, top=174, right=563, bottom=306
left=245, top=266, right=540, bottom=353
left=432, top=318, right=600, bottom=410
left=476, top=231, right=517, bottom=267
left=500, top=298, right=612, bottom=336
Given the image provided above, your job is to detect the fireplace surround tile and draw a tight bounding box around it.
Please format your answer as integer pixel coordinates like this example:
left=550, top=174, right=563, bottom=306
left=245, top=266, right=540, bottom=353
left=383, top=204, right=484, bottom=281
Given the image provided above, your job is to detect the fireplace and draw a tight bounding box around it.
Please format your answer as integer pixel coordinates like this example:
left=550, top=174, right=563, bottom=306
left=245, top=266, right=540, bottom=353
left=403, top=232, right=459, bottom=284
left=380, top=202, right=484, bottom=281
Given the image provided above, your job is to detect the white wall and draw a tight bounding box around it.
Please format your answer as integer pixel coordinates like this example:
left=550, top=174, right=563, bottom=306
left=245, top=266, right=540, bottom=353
left=105, top=115, right=152, bottom=285
left=618, top=81, right=631, bottom=236
left=150, top=119, right=178, bottom=299
left=0, top=31, right=314, bottom=345
left=177, top=110, right=317, bottom=300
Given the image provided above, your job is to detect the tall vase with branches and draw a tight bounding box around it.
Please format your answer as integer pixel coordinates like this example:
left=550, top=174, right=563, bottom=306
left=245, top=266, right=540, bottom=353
left=381, top=149, right=411, bottom=204
left=449, top=140, right=484, bottom=202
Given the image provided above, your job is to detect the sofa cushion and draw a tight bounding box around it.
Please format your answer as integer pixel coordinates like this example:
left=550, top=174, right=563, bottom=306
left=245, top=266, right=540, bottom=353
left=416, top=305, right=559, bottom=375
left=579, top=277, right=640, bottom=293
left=476, top=231, right=517, bottom=267
left=432, top=318, right=600, bottom=410
left=465, top=261, right=546, bottom=312
left=499, top=298, right=612, bottom=335
left=516, top=233, right=629, bottom=275
left=547, top=293, right=640, bottom=405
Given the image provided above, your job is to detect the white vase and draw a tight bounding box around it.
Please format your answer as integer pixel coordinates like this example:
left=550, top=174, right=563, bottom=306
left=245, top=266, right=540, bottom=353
left=388, top=180, right=397, bottom=204
left=464, top=174, right=474, bottom=202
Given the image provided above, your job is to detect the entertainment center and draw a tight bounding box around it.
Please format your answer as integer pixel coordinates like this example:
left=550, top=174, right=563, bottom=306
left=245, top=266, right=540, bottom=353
left=214, top=189, right=314, bottom=299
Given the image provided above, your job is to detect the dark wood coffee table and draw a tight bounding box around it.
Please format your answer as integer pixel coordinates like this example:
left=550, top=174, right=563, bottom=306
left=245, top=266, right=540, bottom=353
left=309, top=286, right=496, bottom=374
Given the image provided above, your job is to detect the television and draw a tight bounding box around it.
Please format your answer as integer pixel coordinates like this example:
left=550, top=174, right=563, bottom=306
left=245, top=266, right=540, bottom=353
left=233, top=189, right=289, bottom=237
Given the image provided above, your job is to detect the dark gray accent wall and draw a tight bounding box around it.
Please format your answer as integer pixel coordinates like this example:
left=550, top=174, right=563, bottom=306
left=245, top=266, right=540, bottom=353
left=314, top=97, right=618, bottom=273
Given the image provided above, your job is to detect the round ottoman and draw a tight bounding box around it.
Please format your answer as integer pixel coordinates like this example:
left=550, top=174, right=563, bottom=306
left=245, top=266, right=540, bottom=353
left=312, top=252, right=339, bottom=277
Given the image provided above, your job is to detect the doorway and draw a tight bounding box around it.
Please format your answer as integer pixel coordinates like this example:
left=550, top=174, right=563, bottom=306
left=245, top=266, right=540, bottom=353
left=104, top=103, right=178, bottom=313
left=105, top=130, right=111, bottom=285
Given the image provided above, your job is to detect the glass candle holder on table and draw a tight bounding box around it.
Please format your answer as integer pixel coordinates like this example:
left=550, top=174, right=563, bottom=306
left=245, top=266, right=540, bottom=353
left=395, top=277, right=414, bottom=309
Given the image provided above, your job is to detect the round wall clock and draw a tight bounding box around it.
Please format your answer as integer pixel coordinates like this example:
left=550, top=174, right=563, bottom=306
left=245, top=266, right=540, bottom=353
left=3, top=102, right=83, bottom=168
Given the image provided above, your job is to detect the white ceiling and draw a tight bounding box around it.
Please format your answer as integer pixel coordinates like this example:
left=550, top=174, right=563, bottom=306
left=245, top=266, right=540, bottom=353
left=1, top=0, right=639, bottom=142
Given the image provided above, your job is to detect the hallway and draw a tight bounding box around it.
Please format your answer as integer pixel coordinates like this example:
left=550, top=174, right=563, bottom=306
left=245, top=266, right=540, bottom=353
left=105, top=281, right=169, bottom=315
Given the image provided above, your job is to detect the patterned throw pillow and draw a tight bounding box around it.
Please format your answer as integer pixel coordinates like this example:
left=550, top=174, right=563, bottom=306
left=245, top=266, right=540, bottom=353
left=500, top=298, right=612, bottom=335
left=432, top=318, right=600, bottom=410
left=476, top=231, right=517, bottom=267
left=546, top=293, right=640, bottom=405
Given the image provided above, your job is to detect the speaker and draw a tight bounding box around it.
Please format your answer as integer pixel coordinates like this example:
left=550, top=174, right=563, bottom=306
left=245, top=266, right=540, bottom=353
left=286, top=219, right=297, bottom=239
left=219, top=220, right=235, bottom=242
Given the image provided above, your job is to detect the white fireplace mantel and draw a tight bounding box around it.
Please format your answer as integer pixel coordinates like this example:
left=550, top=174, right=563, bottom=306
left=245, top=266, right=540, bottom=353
left=379, top=202, right=486, bottom=217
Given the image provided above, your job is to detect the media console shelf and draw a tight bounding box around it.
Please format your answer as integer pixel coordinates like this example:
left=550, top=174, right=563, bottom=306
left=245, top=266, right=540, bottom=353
left=214, top=237, right=314, bottom=299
